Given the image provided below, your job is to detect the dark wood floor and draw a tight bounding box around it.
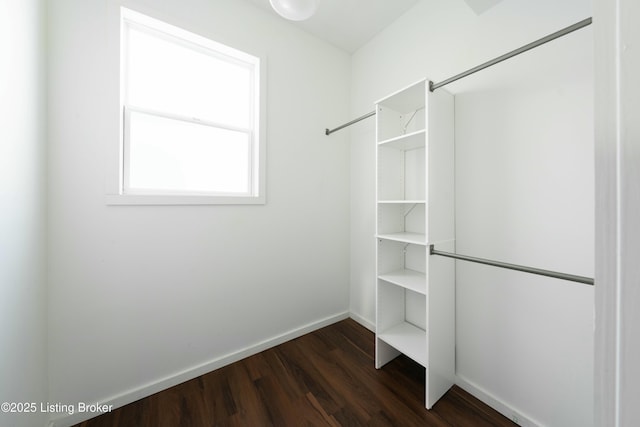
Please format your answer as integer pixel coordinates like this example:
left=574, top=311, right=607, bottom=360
left=74, top=319, right=517, bottom=426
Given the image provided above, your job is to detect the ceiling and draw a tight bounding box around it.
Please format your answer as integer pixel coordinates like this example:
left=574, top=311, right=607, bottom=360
left=245, top=0, right=503, bottom=53
left=245, top=0, right=420, bottom=53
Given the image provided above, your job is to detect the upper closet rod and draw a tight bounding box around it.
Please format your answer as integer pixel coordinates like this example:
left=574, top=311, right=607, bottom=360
left=430, top=17, right=592, bottom=91
left=325, top=110, right=376, bottom=135
left=324, top=17, right=593, bottom=136
left=430, top=245, right=594, bottom=285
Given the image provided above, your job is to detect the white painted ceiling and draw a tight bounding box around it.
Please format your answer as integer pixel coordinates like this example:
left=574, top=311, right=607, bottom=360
left=463, top=0, right=503, bottom=15
left=245, top=0, right=503, bottom=53
left=245, top=0, right=420, bottom=53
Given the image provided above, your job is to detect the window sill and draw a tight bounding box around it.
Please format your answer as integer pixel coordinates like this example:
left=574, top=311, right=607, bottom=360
left=106, top=194, right=265, bottom=206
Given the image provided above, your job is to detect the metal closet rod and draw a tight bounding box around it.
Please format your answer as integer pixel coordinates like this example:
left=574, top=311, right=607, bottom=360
left=429, top=17, right=592, bottom=91
left=324, top=17, right=593, bottom=136
left=429, top=245, right=594, bottom=285
left=325, top=110, right=375, bottom=135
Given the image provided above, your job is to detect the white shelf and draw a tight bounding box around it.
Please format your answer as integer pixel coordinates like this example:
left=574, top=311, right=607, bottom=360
left=375, top=79, right=427, bottom=112
left=377, top=232, right=426, bottom=245
left=378, top=322, right=427, bottom=368
left=378, top=269, right=426, bottom=295
left=378, top=129, right=426, bottom=150
left=375, top=78, right=455, bottom=410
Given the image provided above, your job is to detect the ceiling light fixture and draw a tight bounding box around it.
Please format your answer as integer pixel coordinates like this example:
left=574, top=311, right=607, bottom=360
left=269, top=0, right=319, bottom=21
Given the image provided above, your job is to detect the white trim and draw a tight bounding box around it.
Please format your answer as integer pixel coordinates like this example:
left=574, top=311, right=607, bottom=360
left=106, top=193, right=265, bottom=205
left=349, top=312, right=375, bottom=332
left=113, top=7, right=266, bottom=205
left=125, top=105, right=253, bottom=135
left=48, top=311, right=349, bottom=427
left=594, top=0, right=640, bottom=425
left=594, top=0, right=620, bottom=425
left=120, top=8, right=259, bottom=66
left=455, top=375, right=542, bottom=427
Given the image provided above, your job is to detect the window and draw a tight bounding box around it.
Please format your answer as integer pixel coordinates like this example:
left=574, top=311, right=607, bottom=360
left=114, top=8, right=264, bottom=204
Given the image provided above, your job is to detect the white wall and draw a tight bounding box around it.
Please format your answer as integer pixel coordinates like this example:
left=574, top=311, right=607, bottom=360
left=0, top=0, right=48, bottom=426
left=453, top=44, right=594, bottom=427
left=47, top=0, right=350, bottom=425
left=350, top=0, right=593, bottom=425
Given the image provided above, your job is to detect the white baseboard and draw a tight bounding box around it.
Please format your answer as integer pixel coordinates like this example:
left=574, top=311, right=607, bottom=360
left=349, top=312, right=375, bottom=332
left=48, top=311, right=349, bottom=427
left=348, top=315, right=539, bottom=426
left=48, top=312, right=542, bottom=427
left=455, top=374, right=542, bottom=427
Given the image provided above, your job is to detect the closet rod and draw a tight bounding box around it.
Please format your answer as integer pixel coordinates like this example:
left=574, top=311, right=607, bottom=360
left=429, top=17, right=592, bottom=91
left=325, top=110, right=376, bottom=135
left=324, top=17, right=592, bottom=135
left=429, top=245, right=594, bottom=285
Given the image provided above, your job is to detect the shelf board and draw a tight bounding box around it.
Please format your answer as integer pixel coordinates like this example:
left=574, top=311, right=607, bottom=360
left=374, top=79, right=426, bottom=112
left=378, top=322, right=427, bottom=368
left=377, top=232, right=426, bottom=245
left=378, top=129, right=426, bottom=150
left=378, top=269, right=426, bottom=295
left=377, top=200, right=426, bottom=204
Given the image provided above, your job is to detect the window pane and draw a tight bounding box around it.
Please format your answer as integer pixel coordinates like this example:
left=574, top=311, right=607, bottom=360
left=127, top=27, right=253, bottom=129
left=127, top=111, right=250, bottom=194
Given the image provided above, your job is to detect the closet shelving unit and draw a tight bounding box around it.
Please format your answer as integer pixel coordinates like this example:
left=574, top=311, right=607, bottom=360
left=375, top=79, right=456, bottom=409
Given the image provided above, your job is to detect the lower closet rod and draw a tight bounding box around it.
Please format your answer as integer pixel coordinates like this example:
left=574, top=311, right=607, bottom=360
left=429, top=245, right=594, bottom=285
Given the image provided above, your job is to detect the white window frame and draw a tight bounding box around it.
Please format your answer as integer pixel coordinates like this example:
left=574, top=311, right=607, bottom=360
left=107, top=7, right=266, bottom=205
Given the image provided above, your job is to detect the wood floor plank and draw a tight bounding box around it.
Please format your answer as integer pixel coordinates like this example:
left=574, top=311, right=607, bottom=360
left=275, top=339, right=343, bottom=416
left=73, top=319, right=517, bottom=427
left=305, top=391, right=341, bottom=427
left=223, top=360, right=271, bottom=427
left=303, top=346, right=376, bottom=423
